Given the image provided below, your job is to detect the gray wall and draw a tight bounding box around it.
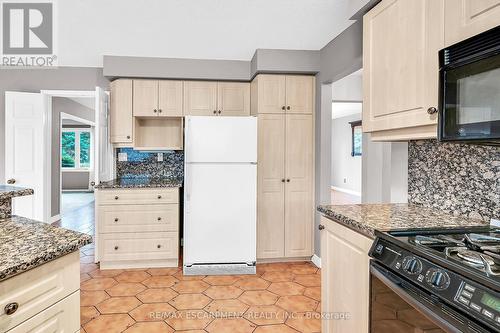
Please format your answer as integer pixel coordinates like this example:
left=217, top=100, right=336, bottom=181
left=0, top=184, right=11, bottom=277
left=331, top=114, right=362, bottom=193
left=52, top=97, right=96, bottom=216
left=0, top=67, right=109, bottom=184
left=62, top=171, right=90, bottom=190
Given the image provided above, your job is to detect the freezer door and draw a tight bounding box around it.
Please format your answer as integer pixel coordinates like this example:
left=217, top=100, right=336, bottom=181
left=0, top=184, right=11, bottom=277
left=184, top=163, right=257, bottom=264
left=185, top=116, right=257, bottom=163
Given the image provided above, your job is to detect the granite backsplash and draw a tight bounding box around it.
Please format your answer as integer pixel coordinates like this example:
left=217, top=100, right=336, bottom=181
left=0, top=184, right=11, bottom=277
left=408, top=140, right=499, bottom=222
left=116, top=148, right=184, bottom=179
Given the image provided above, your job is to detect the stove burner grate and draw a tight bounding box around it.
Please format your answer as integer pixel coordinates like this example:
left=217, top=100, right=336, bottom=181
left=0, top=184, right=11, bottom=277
left=456, top=249, right=495, bottom=266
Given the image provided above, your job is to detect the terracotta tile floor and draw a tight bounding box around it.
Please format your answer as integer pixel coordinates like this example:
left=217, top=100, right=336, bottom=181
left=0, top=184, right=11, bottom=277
left=79, top=243, right=321, bottom=333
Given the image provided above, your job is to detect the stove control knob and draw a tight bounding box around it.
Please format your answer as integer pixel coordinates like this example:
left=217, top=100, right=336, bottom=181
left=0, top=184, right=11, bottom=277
left=403, top=257, right=422, bottom=275
left=427, top=269, right=450, bottom=290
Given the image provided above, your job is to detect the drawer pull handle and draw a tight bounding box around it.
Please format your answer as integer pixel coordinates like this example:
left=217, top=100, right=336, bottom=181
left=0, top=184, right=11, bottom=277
left=114, top=218, right=119, bottom=222
left=157, top=244, right=161, bottom=249
left=114, top=196, right=119, bottom=200
left=114, top=246, right=119, bottom=250
left=157, top=195, right=162, bottom=199
left=5, top=302, right=19, bottom=315
left=157, top=217, right=162, bottom=221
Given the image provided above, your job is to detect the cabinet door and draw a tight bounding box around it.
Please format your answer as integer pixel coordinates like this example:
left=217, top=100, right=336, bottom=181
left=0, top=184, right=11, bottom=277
left=158, top=80, right=183, bottom=117
left=110, top=79, right=133, bottom=143
left=183, top=81, right=218, bottom=116
left=217, top=82, right=250, bottom=116
left=285, top=76, right=314, bottom=114
left=320, top=217, right=372, bottom=333
left=256, top=75, right=286, bottom=114
left=257, top=114, right=285, bottom=259
left=445, top=0, right=500, bottom=46
left=133, top=80, right=159, bottom=117
left=363, top=0, right=444, bottom=134
left=284, top=114, right=313, bottom=257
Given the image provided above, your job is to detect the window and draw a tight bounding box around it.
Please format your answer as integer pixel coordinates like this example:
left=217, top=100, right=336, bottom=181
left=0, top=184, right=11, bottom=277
left=349, top=120, right=362, bottom=156
left=61, top=129, right=92, bottom=170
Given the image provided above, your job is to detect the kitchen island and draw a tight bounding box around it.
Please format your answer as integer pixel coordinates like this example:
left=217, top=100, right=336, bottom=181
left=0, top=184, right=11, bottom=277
left=0, top=214, right=91, bottom=332
left=317, top=203, right=488, bottom=333
left=94, top=177, right=182, bottom=270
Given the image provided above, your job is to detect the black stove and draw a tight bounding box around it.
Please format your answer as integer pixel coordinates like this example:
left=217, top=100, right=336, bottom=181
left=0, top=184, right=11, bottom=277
left=370, top=225, right=500, bottom=333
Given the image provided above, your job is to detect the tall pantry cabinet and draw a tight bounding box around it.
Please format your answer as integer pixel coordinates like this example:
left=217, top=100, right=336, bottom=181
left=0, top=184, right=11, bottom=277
left=251, top=74, right=315, bottom=259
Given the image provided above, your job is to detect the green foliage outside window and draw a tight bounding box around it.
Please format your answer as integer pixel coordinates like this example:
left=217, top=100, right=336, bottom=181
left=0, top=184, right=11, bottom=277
left=80, top=132, right=91, bottom=168
left=61, top=132, right=75, bottom=167
left=61, top=130, right=91, bottom=169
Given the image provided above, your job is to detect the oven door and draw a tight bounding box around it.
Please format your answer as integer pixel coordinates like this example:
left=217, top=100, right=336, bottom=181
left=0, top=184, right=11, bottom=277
left=370, top=262, right=492, bottom=333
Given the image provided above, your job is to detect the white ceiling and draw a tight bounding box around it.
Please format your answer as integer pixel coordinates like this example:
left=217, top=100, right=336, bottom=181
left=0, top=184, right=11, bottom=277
left=57, top=0, right=370, bottom=67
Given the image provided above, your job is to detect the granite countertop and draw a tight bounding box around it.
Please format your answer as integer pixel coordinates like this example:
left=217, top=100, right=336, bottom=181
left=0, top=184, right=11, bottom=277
left=95, top=177, right=183, bottom=189
left=0, top=216, right=92, bottom=281
left=318, top=204, right=489, bottom=239
left=0, top=185, right=34, bottom=201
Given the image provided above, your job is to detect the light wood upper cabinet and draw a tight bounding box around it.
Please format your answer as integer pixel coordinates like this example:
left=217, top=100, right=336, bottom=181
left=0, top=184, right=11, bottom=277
left=184, top=81, right=218, bottom=116
left=217, top=82, right=250, bottom=116
left=110, top=79, right=133, bottom=143
left=320, top=216, right=372, bottom=333
left=285, top=76, right=314, bottom=114
left=253, top=75, right=286, bottom=114
left=158, top=80, right=183, bottom=117
left=285, top=114, right=313, bottom=257
left=133, top=80, right=159, bottom=117
left=363, top=0, right=444, bottom=140
left=257, top=114, right=286, bottom=259
left=445, top=0, right=500, bottom=46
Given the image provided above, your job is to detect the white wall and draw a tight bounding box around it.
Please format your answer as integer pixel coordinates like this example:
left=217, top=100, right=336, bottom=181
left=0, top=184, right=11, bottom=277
left=331, top=113, right=362, bottom=194
left=331, top=69, right=362, bottom=101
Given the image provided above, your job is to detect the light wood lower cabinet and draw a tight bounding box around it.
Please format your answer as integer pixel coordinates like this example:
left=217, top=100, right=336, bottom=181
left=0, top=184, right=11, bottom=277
left=96, top=188, right=180, bottom=269
left=445, top=0, right=500, bottom=47
left=320, top=216, right=372, bottom=333
left=0, top=252, right=80, bottom=333
left=257, top=113, right=314, bottom=260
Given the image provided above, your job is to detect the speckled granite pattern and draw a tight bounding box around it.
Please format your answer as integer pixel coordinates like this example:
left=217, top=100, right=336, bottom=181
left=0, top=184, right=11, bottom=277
left=408, top=140, right=500, bottom=221
left=96, top=177, right=183, bottom=189
left=317, top=204, right=488, bottom=238
left=116, top=148, right=184, bottom=179
left=0, top=186, right=34, bottom=219
left=0, top=216, right=92, bottom=281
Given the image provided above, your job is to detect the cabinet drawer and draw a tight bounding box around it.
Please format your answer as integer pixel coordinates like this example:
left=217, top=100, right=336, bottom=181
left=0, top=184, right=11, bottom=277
left=99, top=204, right=179, bottom=233
left=98, top=188, right=179, bottom=205
left=100, top=232, right=178, bottom=261
left=7, top=291, right=80, bottom=333
left=0, top=252, right=79, bottom=332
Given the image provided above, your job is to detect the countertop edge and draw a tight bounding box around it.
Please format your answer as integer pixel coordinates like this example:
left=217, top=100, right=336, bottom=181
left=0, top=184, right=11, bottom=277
left=318, top=208, right=376, bottom=239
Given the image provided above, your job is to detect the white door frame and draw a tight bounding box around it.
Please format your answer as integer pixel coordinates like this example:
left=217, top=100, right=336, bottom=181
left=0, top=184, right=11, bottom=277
left=41, top=89, right=113, bottom=222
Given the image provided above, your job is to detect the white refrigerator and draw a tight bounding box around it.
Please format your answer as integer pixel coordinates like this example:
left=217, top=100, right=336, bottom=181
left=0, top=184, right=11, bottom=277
left=183, top=116, right=257, bottom=275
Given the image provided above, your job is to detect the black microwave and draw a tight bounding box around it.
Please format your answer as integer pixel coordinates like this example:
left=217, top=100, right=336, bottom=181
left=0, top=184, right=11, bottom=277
left=439, top=25, right=500, bottom=144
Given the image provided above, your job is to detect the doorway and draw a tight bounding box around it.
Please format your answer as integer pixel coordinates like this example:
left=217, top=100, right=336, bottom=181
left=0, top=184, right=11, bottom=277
left=330, top=70, right=363, bottom=205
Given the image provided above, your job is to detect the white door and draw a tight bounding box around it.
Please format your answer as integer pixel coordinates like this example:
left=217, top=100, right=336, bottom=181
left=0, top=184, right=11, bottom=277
left=4, top=92, right=46, bottom=221
left=94, top=87, right=113, bottom=185
left=184, top=163, right=257, bottom=265
left=184, top=116, right=257, bottom=163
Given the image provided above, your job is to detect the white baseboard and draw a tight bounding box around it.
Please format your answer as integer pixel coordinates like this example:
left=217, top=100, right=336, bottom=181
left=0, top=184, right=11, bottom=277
left=50, top=214, right=61, bottom=223
left=311, top=254, right=321, bottom=268
left=331, top=186, right=361, bottom=197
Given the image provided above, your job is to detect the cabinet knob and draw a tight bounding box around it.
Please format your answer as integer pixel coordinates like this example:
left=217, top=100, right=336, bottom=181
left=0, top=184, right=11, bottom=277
left=158, top=109, right=162, bottom=113
left=281, top=106, right=286, bottom=110
left=157, top=195, right=162, bottom=199
left=286, top=179, right=290, bottom=182
left=126, top=135, right=131, bottom=139
left=4, top=302, right=19, bottom=315
left=427, top=107, right=438, bottom=115
left=218, top=110, right=222, bottom=114
left=318, top=224, right=325, bottom=230
left=114, top=246, right=119, bottom=250
left=157, top=244, right=161, bottom=249
left=154, top=109, right=158, bottom=113
left=213, top=110, right=217, bottom=114
left=281, top=179, right=285, bottom=183
left=114, top=196, right=119, bottom=200
left=157, top=217, right=162, bottom=221
left=114, top=218, right=119, bottom=222
left=286, top=106, right=291, bottom=110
